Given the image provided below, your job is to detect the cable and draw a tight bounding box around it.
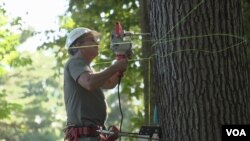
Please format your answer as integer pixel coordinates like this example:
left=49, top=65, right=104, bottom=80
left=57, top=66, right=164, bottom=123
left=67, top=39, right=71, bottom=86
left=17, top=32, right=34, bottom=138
left=117, top=76, right=123, bottom=141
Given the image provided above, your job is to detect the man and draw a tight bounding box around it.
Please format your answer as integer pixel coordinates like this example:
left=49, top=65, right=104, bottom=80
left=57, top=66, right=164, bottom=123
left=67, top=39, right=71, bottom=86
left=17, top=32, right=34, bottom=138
left=64, top=27, right=128, bottom=141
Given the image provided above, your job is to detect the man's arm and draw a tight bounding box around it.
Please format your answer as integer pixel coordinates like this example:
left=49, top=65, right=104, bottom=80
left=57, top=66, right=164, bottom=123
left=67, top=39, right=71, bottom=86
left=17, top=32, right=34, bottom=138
left=77, top=60, right=127, bottom=91
left=101, top=72, right=120, bottom=89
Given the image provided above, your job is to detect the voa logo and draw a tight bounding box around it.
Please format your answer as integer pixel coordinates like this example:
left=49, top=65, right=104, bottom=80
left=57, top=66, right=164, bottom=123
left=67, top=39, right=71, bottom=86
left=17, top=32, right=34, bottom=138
left=226, top=129, right=246, bottom=136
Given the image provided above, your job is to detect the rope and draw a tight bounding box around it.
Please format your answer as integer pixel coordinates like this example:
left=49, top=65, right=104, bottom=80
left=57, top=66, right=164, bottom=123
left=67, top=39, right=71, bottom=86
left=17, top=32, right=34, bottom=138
left=92, top=35, right=246, bottom=67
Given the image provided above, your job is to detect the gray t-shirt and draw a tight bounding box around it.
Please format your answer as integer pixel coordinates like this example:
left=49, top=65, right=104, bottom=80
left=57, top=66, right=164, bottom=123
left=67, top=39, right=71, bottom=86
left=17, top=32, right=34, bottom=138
left=64, top=56, right=107, bottom=127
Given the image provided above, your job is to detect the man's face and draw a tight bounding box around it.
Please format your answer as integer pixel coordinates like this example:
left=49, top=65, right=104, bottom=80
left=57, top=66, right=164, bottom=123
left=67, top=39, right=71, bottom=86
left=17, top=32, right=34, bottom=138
left=77, top=33, right=99, bottom=58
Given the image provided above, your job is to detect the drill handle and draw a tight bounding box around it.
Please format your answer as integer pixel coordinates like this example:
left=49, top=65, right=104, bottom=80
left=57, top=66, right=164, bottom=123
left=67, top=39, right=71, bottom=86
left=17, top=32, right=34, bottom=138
left=116, top=54, right=127, bottom=77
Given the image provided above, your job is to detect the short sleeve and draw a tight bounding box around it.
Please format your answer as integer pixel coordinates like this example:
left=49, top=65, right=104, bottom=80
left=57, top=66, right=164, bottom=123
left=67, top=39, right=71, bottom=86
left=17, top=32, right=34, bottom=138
left=68, top=58, right=91, bottom=81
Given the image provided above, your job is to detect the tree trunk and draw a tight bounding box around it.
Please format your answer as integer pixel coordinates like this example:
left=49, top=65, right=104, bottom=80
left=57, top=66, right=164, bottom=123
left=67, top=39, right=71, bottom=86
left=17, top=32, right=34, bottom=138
left=139, top=0, right=155, bottom=126
left=149, top=0, right=250, bottom=141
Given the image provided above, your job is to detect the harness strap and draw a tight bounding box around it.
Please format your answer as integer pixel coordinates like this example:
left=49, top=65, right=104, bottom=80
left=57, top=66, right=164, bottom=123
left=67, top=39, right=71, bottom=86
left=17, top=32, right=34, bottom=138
left=64, top=126, right=99, bottom=141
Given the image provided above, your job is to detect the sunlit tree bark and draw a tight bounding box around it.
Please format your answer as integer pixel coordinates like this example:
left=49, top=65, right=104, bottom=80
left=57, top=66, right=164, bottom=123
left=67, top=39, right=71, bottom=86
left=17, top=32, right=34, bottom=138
left=149, top=0, right=250, bottom=140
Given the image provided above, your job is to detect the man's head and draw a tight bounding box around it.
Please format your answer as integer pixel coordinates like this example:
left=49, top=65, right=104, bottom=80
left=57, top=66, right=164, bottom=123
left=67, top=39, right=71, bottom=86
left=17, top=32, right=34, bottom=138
left=65, top=27, right=99, bottom=57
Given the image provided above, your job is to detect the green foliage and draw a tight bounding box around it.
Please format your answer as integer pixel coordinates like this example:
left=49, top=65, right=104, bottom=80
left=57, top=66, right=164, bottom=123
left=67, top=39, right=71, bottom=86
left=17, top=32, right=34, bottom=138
left=0, top=8, right=32, bottom=71
left=0, top=5, right=62, bottom=140
left=0, top=90, right=21, bottom=119
left=20, top=28, right=35, bottom=43
left=20, top=132, right=58, bottom=141
left=0, top=4, right=31, bottom=123
left=1, top=51, right=65, bottom=141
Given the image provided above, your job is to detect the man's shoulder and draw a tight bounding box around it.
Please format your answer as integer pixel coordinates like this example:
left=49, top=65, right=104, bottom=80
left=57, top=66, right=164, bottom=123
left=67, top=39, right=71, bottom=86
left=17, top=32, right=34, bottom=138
left=66, top=57, right=88, bottom=67
left=64, top=56, right=91, bottom=78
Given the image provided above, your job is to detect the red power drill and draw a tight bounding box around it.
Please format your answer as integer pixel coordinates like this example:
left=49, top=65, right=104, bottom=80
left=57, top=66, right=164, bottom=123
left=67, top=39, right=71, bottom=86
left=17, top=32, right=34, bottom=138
left=110, top=22, right=132, bottom=77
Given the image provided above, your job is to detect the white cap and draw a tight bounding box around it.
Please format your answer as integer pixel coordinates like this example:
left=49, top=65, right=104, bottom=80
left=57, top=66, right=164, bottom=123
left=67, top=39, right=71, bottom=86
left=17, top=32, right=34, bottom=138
left=65, top=27, right=92, bottom=49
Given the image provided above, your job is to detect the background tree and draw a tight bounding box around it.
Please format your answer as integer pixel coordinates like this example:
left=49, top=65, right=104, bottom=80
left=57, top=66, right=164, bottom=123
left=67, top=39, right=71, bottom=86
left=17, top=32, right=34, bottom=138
left=149, top=0, right=250, bottom=141
left=0, top=4, right=32, bottom=140
left=1, top=51, right=65, bottom=141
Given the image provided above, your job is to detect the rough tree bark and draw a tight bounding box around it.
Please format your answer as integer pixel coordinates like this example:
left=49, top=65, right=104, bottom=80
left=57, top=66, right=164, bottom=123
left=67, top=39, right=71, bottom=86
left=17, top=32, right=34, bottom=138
left=149, top=0, right=250, bottom=141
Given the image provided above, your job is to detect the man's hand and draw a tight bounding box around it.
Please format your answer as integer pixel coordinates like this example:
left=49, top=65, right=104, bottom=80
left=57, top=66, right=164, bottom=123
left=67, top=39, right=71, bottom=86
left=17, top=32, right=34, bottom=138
left=99, top=134, right=107, bottom=141
left=112, top=59, right=128, bottom=72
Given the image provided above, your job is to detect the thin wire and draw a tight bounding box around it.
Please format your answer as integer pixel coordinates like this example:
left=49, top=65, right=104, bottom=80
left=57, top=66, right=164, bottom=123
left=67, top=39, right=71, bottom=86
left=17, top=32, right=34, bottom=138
left=66, top=33, right=246, bottom=55
left=148, top=58, right=151, bottom=125
left=152, top=40, right=246, bottom=58
left=119, top=133, right=162, bottom=140
left=151, top=0, right=205, bottom=47
left=95, top=33, right=247, bottom=55
left=117, top=77, right=123, bottom=141
left=99, top=130, right=165, bottom=140
left=93, top=33, right=247, bottom=66
left=111, top=42, right=131, bottom=46
left=166, top=0, right=205, bottom=35
left=152, top=33, right=246, bottom=46
left=93, top=40, right=246, bottom=67
left=130, top=33, right=151, bottom=36
left=68, top=45, right=99, bottom=49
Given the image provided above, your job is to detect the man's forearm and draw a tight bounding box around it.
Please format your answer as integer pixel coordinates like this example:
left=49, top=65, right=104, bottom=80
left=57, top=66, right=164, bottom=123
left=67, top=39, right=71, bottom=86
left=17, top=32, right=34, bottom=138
left=101, top=73, right=120, bottom=89
left=87, top=65, right=118, bottom=90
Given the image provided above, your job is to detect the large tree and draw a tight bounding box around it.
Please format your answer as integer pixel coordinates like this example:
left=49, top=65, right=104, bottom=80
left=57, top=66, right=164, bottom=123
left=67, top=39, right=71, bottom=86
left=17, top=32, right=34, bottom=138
left=149, top=0, right=250, bottom=141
